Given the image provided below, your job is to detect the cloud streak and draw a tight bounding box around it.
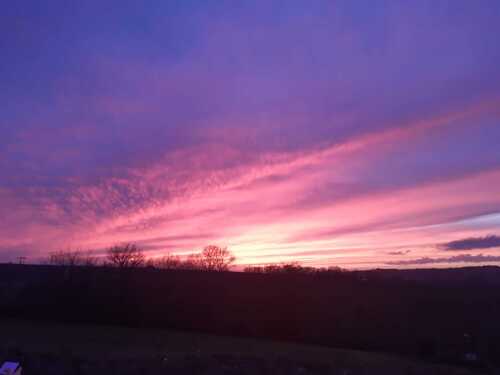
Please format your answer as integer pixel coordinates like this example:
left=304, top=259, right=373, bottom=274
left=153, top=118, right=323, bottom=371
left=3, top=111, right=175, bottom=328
left=386, top=254, right=500, bottom=266
left=387, top=250, right=411, bottom=256
left=440, top=235, right=500, bottom=251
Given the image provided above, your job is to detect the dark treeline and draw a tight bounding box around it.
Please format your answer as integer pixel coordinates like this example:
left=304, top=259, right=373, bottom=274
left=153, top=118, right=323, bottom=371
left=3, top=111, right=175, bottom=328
left=44, top=243, right=347, bottom=275
left=44, top=244, right=237, bottom=272
left=1, top=258, right=500, bottom=370
left=0, top=244, right=500, bottom=365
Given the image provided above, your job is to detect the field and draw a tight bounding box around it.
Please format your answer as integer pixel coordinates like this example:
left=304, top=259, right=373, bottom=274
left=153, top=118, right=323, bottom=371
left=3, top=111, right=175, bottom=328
left=0, top=318, right=477, bottom=374
left=2, top=264, right=499, bottom=373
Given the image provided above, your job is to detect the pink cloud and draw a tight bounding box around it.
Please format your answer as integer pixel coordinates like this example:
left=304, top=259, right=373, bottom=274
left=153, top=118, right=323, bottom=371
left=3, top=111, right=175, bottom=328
left=1, top=87, right=499, bottom=267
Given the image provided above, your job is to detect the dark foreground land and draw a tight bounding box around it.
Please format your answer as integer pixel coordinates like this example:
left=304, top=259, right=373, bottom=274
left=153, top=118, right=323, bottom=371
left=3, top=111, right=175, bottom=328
left=0, top=318, right=477, bottom=375
left=1, top=264, right=500, bottom=372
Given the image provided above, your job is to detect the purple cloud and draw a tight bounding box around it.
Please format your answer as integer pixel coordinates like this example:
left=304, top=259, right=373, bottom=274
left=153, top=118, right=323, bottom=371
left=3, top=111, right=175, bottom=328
left=386, top=254, right=500, bottom=266
left=440, top=235, right=500, bottom=251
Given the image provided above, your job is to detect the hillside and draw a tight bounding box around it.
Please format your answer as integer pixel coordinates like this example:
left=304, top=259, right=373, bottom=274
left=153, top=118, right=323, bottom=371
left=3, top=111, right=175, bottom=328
left=1, top=264, right=499, bottom=370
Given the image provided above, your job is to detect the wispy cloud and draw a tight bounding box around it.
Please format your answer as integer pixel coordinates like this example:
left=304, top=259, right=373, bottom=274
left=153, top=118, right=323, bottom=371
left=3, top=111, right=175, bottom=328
left=387, top=250, right=411, bottom=256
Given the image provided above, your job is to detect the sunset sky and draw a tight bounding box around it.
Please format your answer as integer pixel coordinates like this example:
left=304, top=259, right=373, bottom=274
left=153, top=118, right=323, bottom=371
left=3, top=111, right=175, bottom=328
left=1, top=1, right=500, bottom=268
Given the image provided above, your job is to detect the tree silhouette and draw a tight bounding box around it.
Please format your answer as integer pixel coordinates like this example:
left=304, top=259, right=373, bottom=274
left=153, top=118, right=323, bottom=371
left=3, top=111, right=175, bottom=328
left=47, top=249, right=98, bottom=266
left=183, top=253, right=204, bottom=270
left=106, top=243, right=145, bottom=268
left=200, top=245, right=236, bottom=271
left=243, top=265, right=264, bottom=273
left=147, top=253, right=182, bottom=269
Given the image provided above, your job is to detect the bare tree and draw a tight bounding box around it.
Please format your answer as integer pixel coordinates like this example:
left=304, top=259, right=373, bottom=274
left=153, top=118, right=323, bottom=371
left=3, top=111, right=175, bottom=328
left=182, top=253, right=204, bottom=270
left=106, top=243, right=145, bottom=268
left=200, top=245, right=236, bottom=271
left=48, top=250, right=79, bottom=266
left=147, top=253, right=182, bottom=269
left=143, top=246, right=236, bottom=271
left=47, top=249, right=99, bottom=267
left=81, top=250, right=100, bottom=266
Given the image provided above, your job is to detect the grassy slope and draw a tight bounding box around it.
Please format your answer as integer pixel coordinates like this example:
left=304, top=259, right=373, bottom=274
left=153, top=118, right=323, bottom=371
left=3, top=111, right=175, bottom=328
left=0, top=318, right=477, bottom=374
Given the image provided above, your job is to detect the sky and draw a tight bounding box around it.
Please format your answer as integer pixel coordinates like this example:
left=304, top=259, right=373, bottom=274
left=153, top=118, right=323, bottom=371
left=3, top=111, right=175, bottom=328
left=1, top=1, right=500, bottom=269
